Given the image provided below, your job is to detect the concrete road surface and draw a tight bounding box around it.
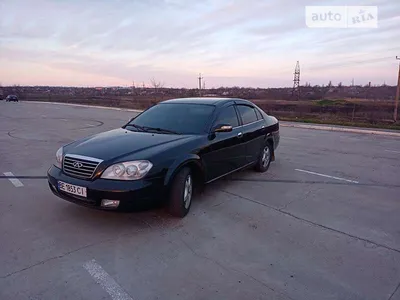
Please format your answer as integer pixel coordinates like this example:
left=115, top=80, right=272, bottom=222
left=1, top=101, right=400, bottom=300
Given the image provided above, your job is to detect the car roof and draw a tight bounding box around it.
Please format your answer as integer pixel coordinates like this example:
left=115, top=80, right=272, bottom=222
left=161, top=97, right=250, bottom=106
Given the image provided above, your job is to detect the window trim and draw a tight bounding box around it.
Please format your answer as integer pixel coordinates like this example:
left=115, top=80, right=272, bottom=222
left=255, top=107, right=264, bottom=120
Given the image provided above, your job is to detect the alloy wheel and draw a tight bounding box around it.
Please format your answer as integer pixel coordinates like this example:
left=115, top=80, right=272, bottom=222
left=183, top=175, right=193, bottom=209
left=262, top=146, right=271, bottom=168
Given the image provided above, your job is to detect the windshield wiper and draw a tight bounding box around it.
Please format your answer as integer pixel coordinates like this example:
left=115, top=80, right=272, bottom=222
left=125, top=123, right=148, bottom=132
left=143, top=126, right=180, bottom=135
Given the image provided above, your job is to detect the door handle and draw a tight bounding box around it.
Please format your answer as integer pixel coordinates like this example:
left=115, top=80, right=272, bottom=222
left=237, top=132, right=243, bottom=138
left=261, top=125, right=265, bottom=129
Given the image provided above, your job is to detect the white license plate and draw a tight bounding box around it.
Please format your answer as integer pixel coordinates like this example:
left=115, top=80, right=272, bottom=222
left=58, top=181, right=87, bottom=198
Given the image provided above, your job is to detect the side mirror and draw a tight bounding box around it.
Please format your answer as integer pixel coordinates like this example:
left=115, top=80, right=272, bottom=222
left=214, top=124, right=233, bottom=133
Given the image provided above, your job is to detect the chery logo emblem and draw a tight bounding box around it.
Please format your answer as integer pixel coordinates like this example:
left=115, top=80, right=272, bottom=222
left=72, top=161, right=83, bottom=168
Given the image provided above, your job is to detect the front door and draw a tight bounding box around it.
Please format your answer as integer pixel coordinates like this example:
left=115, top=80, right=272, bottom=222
left=201, top=105, right=247, bottom=181
left=236, top=104, right=265, bottom=163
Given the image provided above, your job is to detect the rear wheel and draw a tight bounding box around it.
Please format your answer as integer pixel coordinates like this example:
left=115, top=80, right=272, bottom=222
left=255, top=142, right=272, bottom=172
left=167, top=167, right=193, bottom=218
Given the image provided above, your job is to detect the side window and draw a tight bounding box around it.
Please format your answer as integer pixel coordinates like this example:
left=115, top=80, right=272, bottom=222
left=255, top=108, right=264, bottom=120
left=214, top=106, right=239, bottom=127
left=237, top=105, right=258, bottom=125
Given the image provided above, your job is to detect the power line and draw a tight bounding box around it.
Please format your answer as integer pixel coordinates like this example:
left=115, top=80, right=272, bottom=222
left=307, top=56, right=393, bottom=72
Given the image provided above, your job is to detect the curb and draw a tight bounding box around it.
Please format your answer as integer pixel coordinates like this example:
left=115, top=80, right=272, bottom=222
left=280, top=123, right=400, bottom=137
left=23, top=101, right=143, bottom=113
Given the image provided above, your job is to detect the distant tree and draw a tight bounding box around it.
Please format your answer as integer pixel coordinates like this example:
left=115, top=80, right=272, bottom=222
left=328, top=81, right=332, bottom=87
left=150, top=78, right=165, bottom=101
left=150, top=78, right=164, bottom=90
left=338, top=82, right=343, bottom=88
left=12, top=84, right=26, bottom=100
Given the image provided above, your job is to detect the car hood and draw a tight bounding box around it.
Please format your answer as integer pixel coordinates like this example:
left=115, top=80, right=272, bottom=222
left=64, top=128, right=193, bottom=161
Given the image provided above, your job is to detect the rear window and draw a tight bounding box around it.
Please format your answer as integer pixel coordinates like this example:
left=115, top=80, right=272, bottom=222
left=237, top=105, right=258, bottom=125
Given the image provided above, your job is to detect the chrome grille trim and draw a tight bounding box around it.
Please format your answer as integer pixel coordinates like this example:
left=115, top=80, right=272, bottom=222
left=62, top=154, right=103, bottom=179
left=64, top=154, right=103, bottom=163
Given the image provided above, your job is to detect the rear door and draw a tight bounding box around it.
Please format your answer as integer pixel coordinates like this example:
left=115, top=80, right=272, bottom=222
left=201, top=105, right=247, bottom=181
left=235, top=104, right=265, bottom=163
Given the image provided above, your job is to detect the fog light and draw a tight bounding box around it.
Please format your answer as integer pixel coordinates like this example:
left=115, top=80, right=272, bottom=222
left=101, top=199, right=120, bottom=208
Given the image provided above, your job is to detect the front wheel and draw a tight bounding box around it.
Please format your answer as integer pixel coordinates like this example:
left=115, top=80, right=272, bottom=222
left=255, top=143, right=273, bottom=172
left=167, top=167, right=193, bottom=218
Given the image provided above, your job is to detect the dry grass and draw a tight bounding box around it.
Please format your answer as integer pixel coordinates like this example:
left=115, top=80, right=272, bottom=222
left=24, top=95, right=399, bottom=131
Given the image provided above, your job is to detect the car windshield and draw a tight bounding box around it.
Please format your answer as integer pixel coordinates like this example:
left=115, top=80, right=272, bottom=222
left=126, top=103, right=215, bottom=134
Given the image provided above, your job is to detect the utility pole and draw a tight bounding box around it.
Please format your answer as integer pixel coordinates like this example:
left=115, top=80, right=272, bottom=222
left=291, top=61, right=300, bottom=100
left=367, top=81, right=371, bottom=100
left=198, top=73, right=203, bottom=96
left=394, top=56, right=400, bottom=122
left=132, top=81, right=135, bottom=101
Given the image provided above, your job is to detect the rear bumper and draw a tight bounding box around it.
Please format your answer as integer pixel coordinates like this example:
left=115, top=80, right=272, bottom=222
left=272, top=130, right=280, bottom=150
left=47, top=165, right=165, bottom=209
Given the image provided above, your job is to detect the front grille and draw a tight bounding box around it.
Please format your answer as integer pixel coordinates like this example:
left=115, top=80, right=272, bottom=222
left=63, top=155, right=102, bottom=179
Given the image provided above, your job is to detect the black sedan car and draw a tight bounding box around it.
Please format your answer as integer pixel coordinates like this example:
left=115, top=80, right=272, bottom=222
left=6, top=95, right=19, bottom=102
left=48, top=98, right=279, bottom=217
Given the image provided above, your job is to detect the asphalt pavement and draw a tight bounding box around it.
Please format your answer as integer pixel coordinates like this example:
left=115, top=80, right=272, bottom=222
left=1, top=101, right=400, bottom=300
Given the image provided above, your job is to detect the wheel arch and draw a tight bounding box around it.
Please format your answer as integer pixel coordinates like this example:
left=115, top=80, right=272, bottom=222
left=163, top=155, right=205, bottom=188
left=266, top=136, right=275, bottom=161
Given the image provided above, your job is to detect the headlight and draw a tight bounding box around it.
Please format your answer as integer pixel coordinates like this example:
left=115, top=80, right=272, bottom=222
left=101, top=160, right=153, bottom=180
left=55, top=147, right=63, bottom=168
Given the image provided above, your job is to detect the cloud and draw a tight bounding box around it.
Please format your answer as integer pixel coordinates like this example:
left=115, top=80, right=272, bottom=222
left=0, top=0, right=399, bottom=87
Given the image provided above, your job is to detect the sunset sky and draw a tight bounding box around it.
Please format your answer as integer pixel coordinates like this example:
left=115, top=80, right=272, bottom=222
left=0, top=0, right=399, bottom=88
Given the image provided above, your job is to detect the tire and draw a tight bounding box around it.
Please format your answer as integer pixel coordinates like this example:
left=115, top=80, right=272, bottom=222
left=255, top=142, right=273, bottom=172
left=167, top=167, right=193, bottom=218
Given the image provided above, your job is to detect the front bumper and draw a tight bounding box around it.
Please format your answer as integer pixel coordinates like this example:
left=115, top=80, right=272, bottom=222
left=47, top=166, right=164, bottom=209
